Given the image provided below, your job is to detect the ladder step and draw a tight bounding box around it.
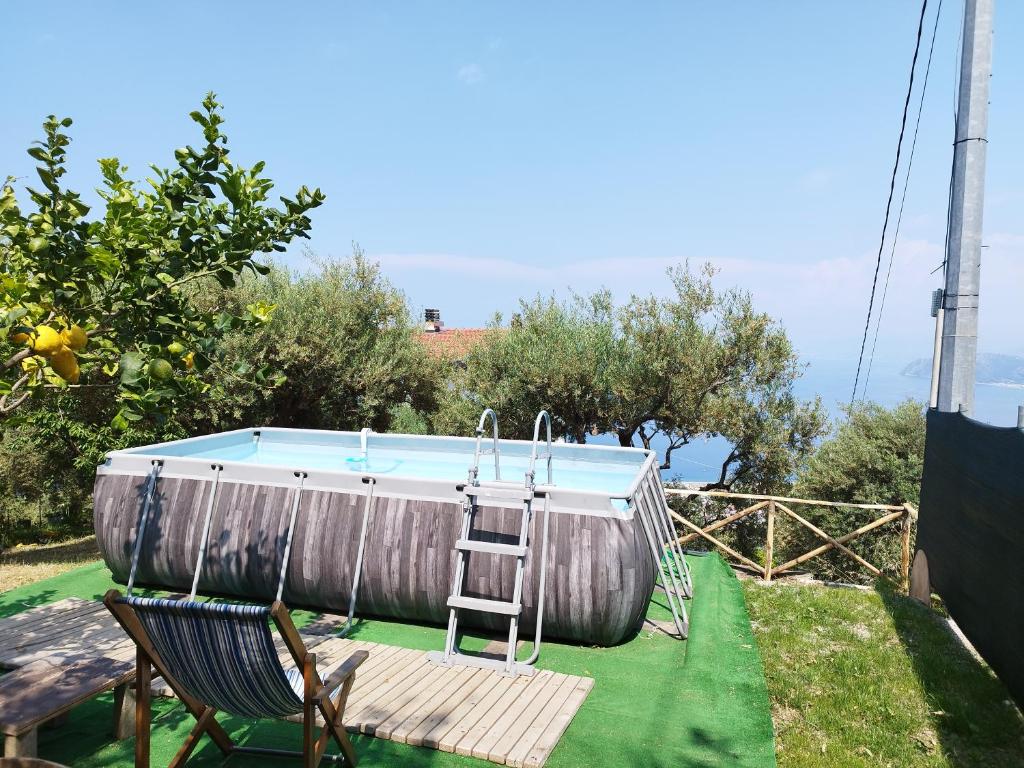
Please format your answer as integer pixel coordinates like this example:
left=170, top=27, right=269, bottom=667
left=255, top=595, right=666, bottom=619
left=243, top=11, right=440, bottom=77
left=456, top=538, right=527, bottom=557
left=465, top=483, right=535, bottom=503
left=447, top=595, right=521, bottom=615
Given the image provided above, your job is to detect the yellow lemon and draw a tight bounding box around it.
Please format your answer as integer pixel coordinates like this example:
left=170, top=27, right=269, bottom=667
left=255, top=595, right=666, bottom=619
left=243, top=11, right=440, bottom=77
left=49, top=348, right=80, bottom=383
left=61, top=324, right=88, bottom=350
left=28, top=326, right=64, bottom=355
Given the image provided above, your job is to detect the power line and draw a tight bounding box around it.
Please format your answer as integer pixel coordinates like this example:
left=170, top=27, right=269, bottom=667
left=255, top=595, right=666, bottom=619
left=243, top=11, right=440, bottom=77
left=850, top=0, right=931, bottom=407
left=861, top=0, right=944, bottom=400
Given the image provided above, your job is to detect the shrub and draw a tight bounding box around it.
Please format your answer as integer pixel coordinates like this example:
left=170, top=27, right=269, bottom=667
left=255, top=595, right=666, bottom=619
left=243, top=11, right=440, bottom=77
left=0, top=392, right=185, bottom=547
left=785, top=399, right=926, bottom=582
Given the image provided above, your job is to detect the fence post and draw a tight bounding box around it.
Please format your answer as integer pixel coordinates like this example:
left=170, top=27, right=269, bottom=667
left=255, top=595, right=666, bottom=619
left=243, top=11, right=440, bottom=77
left=900, top=506, right=912, bottom=593
left=764, top=500, right=775, bottom=582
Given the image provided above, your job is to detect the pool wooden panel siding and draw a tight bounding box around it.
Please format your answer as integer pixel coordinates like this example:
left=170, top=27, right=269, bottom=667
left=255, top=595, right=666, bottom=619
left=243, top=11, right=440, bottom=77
left=94, top=470, right=660, bottom=646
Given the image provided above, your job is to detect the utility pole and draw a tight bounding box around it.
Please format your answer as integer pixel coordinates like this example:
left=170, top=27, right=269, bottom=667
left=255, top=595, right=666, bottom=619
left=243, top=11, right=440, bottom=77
left=936, top=0, right=994, bottom=415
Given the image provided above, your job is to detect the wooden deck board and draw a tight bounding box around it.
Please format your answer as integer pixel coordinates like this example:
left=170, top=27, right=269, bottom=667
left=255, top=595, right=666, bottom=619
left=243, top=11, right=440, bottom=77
left=0, top=599, right=132, bottom=669
left=0, top=601, right=106, bottom=646
left=389, top=666, right=484, bottom=743
left=454, top=673, right=535, bottom=757
left=0, top=598, right=102, bottom=642
left=344, top=653, right=434, bottom=726
left=0, top=601, right=593, bottom=767
left=520, top=678, right=594, bottom=768
left=435, top=673, right=519, bottom=752
left=504, top=674, right=580, bottom=767
left=472, top=670, right=561, bottom=760
left=406, top=669, right=494, bottom=747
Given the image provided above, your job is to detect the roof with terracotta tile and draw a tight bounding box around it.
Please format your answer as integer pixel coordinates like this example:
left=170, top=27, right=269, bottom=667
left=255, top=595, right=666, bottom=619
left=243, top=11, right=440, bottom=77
left=418, top=328, right=492, bottom=360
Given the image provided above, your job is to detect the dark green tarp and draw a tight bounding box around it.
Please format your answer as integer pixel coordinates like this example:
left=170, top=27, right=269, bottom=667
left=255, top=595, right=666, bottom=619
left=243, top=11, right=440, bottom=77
left=918, top=409, right=1024, bottom=705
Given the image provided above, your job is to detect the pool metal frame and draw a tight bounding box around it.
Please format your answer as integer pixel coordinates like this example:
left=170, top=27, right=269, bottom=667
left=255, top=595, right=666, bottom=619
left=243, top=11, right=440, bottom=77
left=97, top=425, right=692, bottom=647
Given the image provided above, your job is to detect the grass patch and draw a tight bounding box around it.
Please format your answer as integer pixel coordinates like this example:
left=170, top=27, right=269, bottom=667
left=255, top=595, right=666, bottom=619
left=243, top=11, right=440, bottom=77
left=0, top=535, right=100, bottom=592
left=744, top=578, right=1024, bottom=767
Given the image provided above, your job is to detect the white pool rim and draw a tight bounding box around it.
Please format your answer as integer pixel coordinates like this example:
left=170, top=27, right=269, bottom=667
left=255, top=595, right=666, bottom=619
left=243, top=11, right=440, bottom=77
left=100, top=427, right=658, bottom=519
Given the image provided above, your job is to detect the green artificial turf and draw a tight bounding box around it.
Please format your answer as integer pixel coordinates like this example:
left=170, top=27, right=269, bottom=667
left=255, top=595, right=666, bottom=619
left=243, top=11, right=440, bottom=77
left=0, top=553, right=775, bottom=767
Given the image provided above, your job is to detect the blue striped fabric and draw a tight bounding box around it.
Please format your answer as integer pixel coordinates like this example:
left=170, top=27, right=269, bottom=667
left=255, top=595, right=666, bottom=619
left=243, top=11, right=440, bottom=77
left=118, top=596, right=304, bottom=718
left=284, top=668, right=342, bottom=700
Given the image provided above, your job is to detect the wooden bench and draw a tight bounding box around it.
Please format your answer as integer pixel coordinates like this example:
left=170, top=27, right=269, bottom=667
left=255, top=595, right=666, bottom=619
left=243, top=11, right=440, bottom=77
left=0, top=657, right=135, bottom=759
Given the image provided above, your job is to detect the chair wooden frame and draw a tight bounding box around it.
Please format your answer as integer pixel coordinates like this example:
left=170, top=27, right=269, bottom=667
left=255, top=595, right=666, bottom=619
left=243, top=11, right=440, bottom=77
left=104, top=590, right=368, bottom=768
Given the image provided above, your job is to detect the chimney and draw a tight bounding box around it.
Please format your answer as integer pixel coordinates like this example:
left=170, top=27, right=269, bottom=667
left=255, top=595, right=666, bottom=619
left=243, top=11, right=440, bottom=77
left=424, top=308, right=443, bottom=333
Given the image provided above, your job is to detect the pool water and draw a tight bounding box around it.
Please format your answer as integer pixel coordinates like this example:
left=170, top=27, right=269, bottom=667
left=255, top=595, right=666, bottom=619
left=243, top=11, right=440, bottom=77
left=130, top=430, right=648, bottom=497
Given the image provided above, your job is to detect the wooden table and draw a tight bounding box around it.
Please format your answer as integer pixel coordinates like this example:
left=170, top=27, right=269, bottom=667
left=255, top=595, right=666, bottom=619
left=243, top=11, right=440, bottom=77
left=0, top=657, right=135, bottom=759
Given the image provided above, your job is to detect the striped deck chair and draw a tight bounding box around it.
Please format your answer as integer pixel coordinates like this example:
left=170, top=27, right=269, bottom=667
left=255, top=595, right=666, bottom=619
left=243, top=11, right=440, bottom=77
left=103, top=590, right=368, bottom=768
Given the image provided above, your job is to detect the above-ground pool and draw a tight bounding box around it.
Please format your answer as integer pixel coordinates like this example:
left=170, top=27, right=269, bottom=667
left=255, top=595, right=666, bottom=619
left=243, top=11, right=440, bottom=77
left=94, top=427, right=681, bottom=645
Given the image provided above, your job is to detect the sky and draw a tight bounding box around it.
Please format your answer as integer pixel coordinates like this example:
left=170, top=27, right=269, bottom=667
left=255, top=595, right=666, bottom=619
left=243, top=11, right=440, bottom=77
left=4, top=1, right=1024, bottom=395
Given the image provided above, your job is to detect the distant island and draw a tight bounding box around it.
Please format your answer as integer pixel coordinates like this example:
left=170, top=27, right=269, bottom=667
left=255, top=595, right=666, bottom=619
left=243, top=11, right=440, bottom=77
left=902, top=353, right=1024, bottom=387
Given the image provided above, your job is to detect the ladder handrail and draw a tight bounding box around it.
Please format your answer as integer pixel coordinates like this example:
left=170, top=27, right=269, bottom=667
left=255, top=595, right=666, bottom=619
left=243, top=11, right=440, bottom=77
left=522, top=492, right=551, bottom=667
left=359, top=427, right=372, bottom=459
left=519, top=410, right=553, bottom=667
left=472, top=407, right=501, bottom=482
left=527, top=410, right=552, bottom=487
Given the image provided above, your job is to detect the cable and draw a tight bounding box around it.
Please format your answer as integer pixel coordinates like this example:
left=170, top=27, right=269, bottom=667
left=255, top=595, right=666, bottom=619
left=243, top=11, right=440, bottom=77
left=850, top=0, right=931, bottom=407
left=861, top=0, right=944, bottom=399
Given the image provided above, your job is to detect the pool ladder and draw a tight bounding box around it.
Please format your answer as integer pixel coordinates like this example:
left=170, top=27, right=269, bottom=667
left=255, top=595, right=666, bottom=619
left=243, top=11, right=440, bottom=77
left=429, top=409, right=552, bottom=677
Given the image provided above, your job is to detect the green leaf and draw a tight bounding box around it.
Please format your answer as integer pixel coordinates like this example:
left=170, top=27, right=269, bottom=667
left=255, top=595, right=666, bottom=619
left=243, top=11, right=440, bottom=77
left=111, top=410, right=130, bottom=430
left=119, top=352, right=145, bottom=385
left=65, top=198, right=90, bottom=217
left=4, top=307, right=28, bottom=324
left=38, top=170, right=59, bottom=193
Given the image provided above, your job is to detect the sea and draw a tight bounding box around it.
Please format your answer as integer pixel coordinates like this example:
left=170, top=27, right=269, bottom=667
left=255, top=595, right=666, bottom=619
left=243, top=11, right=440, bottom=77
left=591, top=356, right=1024, bottom=485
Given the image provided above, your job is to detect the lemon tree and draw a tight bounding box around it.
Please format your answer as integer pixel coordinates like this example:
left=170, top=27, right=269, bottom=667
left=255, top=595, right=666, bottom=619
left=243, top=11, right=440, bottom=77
left=0, top=94, right=323, bottom=426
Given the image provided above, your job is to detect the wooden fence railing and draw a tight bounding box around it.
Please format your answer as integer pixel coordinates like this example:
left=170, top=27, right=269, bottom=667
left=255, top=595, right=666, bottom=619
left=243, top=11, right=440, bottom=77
left=664, top=488, right=918, bottom=589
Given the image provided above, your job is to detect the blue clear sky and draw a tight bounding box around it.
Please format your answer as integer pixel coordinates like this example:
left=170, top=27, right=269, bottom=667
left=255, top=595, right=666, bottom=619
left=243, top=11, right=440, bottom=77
left=5, top=2, right=1024, bottom=374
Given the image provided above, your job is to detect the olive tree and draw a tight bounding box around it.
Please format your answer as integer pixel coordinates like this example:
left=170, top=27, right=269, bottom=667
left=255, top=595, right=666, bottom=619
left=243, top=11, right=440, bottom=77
left=435, top=263, right=825, bottom=491
left=0, top=94, right=324, bottom=426
left=609, top=265, right=824, bottom=488
left=431, top=291, right=617, bottom=442
left=182, top=251, right=439, bottom=433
